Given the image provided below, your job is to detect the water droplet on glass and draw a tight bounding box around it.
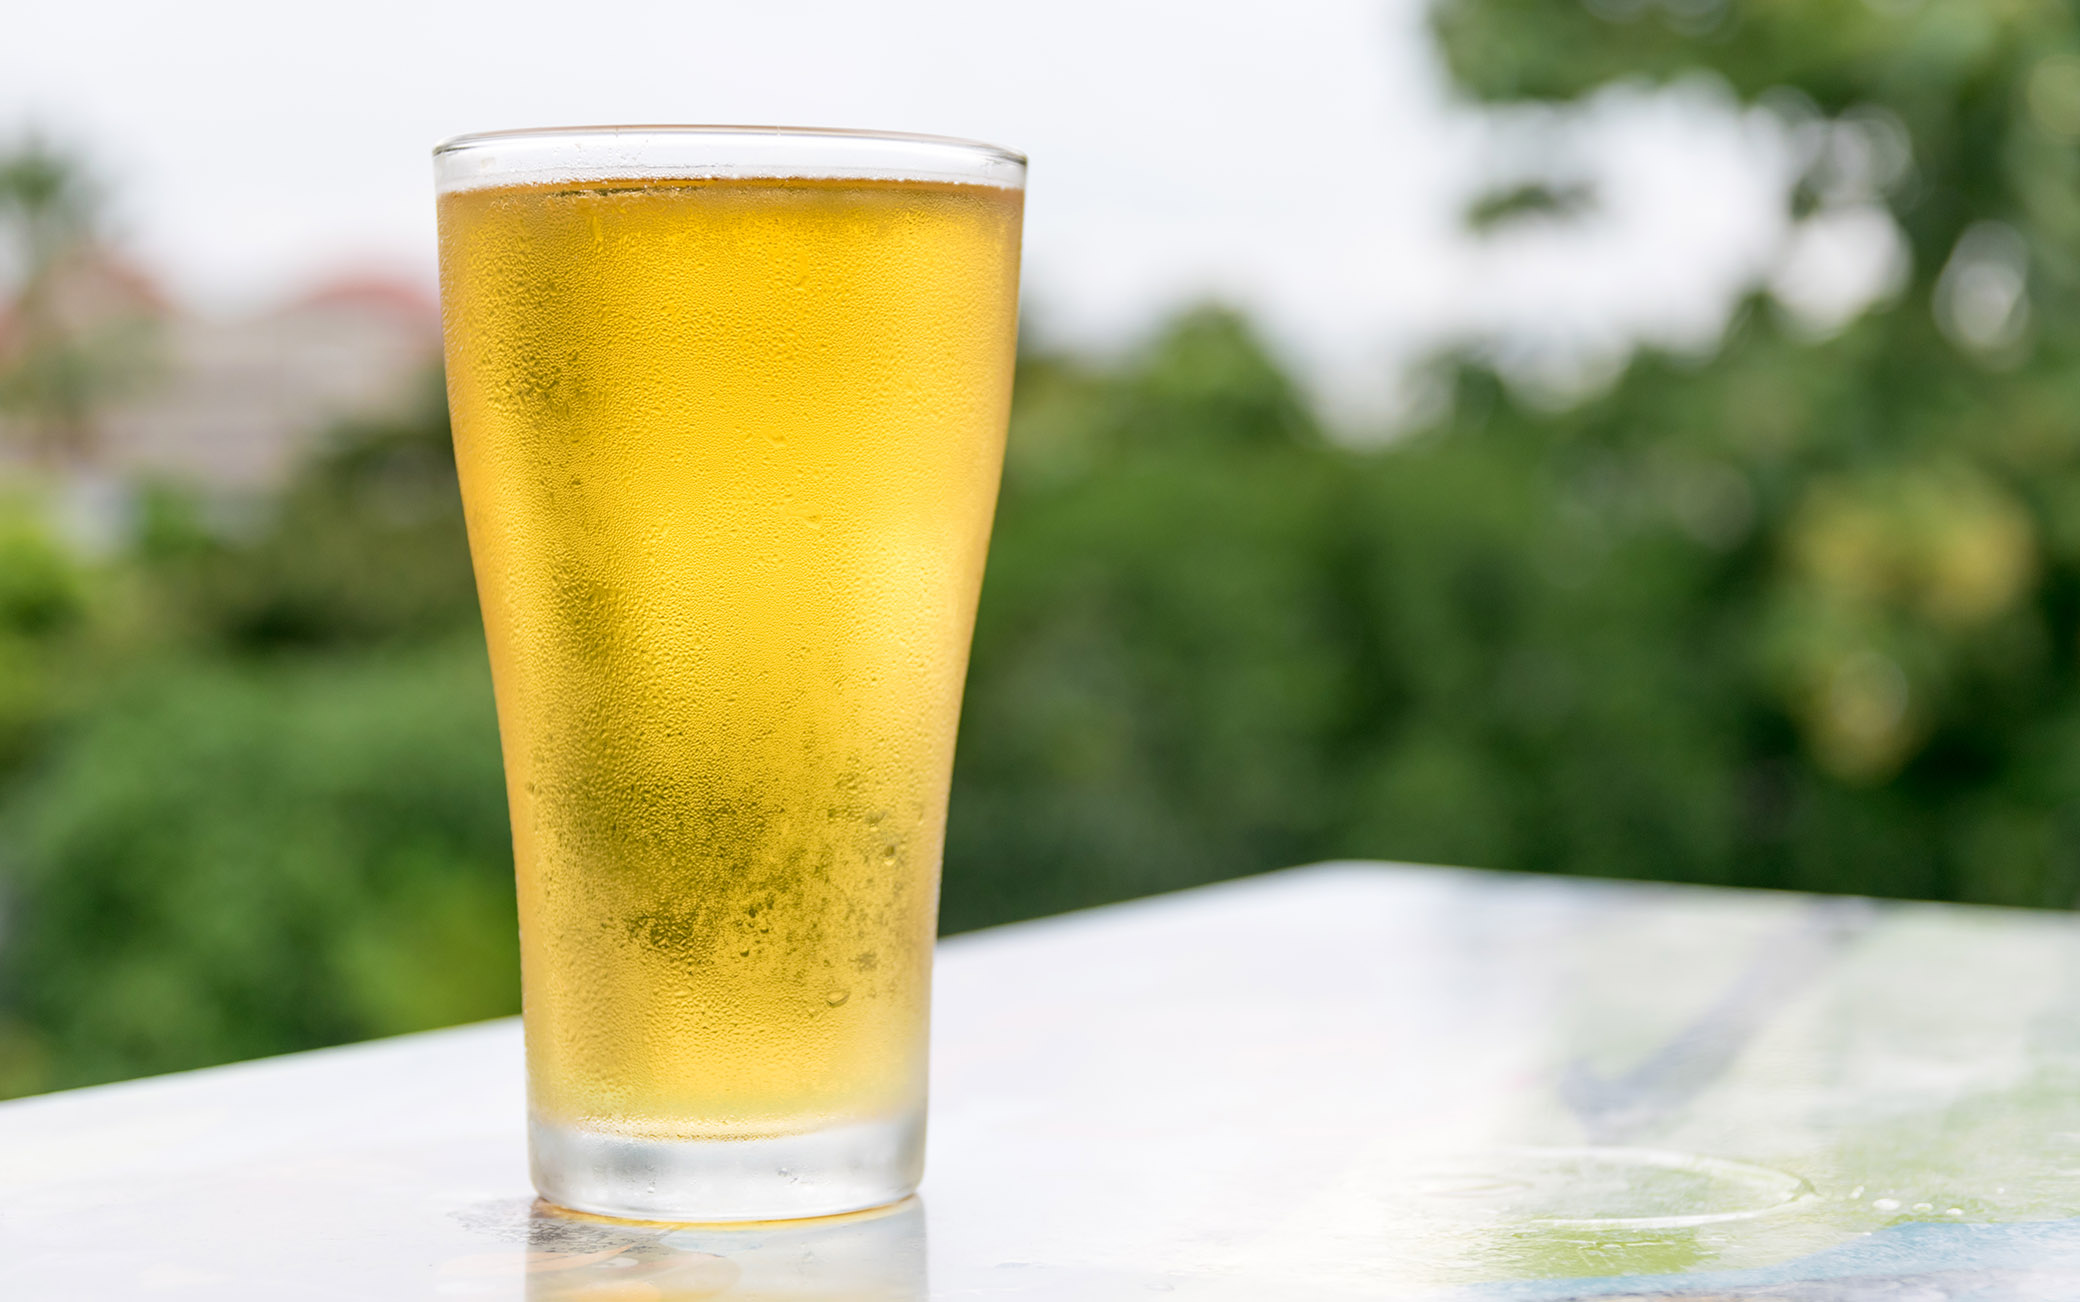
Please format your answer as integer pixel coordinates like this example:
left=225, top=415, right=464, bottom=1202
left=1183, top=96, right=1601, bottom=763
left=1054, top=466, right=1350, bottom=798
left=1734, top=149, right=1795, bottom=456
left=825, top=988, right=850, bottom=1007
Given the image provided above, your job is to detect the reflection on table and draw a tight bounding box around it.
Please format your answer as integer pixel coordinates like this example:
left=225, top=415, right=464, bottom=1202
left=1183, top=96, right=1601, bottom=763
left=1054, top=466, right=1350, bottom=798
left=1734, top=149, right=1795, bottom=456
left=467, top=1197, right=924, bottom=1301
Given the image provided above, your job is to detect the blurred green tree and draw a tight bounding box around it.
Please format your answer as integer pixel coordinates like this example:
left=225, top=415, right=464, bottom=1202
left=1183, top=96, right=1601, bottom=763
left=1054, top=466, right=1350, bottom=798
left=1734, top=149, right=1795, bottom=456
left=0, top=380, right=502, bottom=1094
left=0, top=137, right=156, bottom=466
left=1406, top=0, right=2080, bottom=902
left=0, top=643, right=512, bottom=1095
left=946, top=0, right=2080, bottom=918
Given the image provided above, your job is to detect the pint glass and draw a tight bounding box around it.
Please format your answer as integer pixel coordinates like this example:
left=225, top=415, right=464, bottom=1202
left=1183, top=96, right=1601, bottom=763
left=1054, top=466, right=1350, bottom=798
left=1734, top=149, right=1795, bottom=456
left=433, top=127, right=1024, bottom=1220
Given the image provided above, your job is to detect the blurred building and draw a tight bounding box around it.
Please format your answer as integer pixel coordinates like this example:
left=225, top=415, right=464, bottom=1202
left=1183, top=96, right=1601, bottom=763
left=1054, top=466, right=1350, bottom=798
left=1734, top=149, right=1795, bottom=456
left=100, top=274, right=441, bottom=489
left=1, top=255, right=440, bottom=491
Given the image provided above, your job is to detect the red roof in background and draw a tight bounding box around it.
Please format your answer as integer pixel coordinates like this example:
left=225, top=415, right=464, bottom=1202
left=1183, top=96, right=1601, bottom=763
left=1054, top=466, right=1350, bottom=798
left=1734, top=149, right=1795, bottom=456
left=284, top=274, right=439, bottom=325
left=0, top=249, right=172, bottom=354
left=86, top=253, right=175, bottom=317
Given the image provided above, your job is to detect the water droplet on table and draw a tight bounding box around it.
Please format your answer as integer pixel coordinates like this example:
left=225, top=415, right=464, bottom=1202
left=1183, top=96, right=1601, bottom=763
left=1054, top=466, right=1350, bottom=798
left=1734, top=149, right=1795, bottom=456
left=1414, top=1147, right=1813, bottom=1229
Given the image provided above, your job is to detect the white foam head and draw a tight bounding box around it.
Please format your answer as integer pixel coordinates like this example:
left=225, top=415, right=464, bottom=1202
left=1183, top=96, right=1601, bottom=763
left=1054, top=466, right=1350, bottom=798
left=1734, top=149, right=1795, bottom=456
left=433, top=125, right=1027, bottom=194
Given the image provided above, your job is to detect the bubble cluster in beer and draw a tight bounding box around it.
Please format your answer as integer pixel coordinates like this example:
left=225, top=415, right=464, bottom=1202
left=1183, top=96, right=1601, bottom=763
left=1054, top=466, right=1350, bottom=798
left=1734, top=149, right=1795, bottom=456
left=438, top=176, right=1021, bottom=1138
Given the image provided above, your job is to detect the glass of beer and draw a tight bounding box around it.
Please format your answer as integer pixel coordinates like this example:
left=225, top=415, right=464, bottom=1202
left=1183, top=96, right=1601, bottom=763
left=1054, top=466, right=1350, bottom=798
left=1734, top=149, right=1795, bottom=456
left=432, top=126, right=1023, bottom=1221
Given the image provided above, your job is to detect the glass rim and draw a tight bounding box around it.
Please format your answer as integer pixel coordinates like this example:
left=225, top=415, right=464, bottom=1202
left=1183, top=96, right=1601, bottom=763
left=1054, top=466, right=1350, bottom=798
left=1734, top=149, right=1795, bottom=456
left=432, top=124, right=1026, bottom=194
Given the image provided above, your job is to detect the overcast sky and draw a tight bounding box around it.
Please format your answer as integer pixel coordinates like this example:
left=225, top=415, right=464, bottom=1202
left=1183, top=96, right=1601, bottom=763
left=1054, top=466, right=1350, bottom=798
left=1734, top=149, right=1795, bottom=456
left=1, top=0, right=1820, bottom=421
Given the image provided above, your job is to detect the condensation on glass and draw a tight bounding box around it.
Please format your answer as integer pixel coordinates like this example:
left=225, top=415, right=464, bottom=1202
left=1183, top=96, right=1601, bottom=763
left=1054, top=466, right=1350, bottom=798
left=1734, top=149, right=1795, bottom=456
left=433, top=126, right=1025, bottom=1221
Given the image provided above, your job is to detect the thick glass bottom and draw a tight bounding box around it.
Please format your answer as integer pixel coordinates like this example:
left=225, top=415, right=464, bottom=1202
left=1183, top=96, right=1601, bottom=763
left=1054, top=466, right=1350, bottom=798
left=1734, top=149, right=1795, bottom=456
left=529, top=1109, right=925, bottom=1222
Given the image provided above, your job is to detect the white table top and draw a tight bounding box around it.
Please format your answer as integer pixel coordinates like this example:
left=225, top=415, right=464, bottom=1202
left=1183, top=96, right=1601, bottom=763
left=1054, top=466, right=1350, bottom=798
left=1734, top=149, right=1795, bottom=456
left=8, top=861, right=2080, bottom=1299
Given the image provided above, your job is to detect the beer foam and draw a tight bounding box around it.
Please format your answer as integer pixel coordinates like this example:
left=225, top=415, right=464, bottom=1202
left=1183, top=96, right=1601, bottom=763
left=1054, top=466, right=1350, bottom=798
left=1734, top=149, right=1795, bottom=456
left=433, top=125, right=1026, bottom=194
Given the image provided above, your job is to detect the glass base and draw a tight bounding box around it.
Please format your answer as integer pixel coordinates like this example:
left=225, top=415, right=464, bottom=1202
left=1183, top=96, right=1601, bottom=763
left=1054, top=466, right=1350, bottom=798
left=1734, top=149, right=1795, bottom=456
left=529, top=1110, right=925, bottom=1222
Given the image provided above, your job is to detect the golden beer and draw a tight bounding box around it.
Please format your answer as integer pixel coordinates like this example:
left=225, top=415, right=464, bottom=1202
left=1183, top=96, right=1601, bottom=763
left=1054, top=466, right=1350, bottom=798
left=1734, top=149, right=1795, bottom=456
left=434, top=128, right=1022, bottom=1219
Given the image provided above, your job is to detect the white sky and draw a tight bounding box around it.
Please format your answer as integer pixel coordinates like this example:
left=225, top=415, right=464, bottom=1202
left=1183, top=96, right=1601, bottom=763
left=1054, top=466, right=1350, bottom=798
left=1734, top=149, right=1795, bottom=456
left=0, top=0, right=1826, bottom=423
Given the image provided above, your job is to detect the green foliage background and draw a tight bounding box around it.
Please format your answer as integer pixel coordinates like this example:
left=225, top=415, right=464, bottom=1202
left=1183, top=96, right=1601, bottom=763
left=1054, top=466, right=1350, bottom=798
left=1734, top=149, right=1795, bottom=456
left=10, top=0, right=2080, bottom=1093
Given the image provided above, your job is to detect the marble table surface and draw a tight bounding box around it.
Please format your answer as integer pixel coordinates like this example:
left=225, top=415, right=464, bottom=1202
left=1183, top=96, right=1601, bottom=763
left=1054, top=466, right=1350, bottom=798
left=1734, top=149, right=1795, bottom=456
left=6, top=861, right=2080, bottom=1299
